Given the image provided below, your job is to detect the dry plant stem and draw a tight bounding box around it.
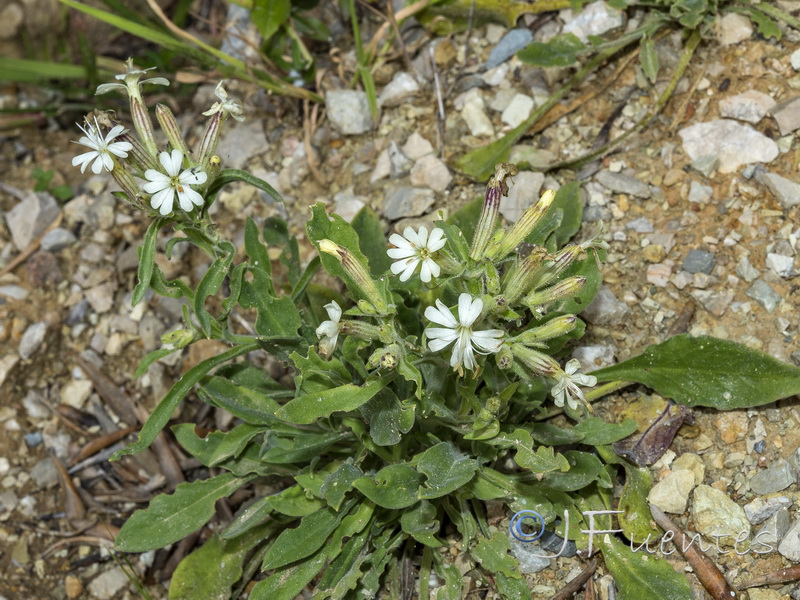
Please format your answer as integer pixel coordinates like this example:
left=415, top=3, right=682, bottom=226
left=668, top=63, right=708, bottom=131
left=430, top=46, right=446, bottom=156
left=550, top=558, right=598, bottom=600
left=534, top=380, right=635, bottom=421
left=584, top=575, right=597, bottom=600
left=41, top=535, right=116, bottom=559
left=545, top=27, right=702, bottom=172
left=367, top=0, right=431, bottom=56
left=52, top=454, right=88, bottom=526
left=70, top=426, right=138, bottom=466
left=649, top=504, right=740, bottom=600
left=303, top=99, right=326, bottom=186
left=739, top=565, right=800, bottom=589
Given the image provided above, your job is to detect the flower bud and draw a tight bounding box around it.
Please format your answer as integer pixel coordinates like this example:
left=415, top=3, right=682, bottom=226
left=501, top=247, right=549, bottom=304
left=511, top=344, right=560, bottom=377
left=469, top=162, right=518, bottom=261
left=195, top=111, right=221, bottom=169
left=340, top=320, right=382, bottom=341
left=489, top=189, right=555, bottom=260
left=380, top=349, right=398, bottom=370
left=524, top=276, right=587, bottom=308
left=515, top=315, right=577, bottom=346
left=495, top=346, right=514, bottom=370
left=110, top=164, right=143, bottom=205
left=532, top=245, right=584, bottom=289
left=155, top=104, right=190, bottom=156
left=129, top=95, right=158, bottom=159
left=319, top=239, right=389, bottom=313
left=161, top=328, right=195, bottom=348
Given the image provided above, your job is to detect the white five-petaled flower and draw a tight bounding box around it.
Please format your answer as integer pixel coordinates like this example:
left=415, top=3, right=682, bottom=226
left=425, top=293, right=504, bottom=373
left=143, top=149, right=208, bottom=215
left=202, top=81, right=245, bottom=122
left=550, top=358, right=597, bottom=411
left=388, top=226, right=446, bottom=283
left=316, top=300, right=342, bottom=356
left=71, top=119, right=133, bottom=174
left=95, top=62, right=169, bottom=95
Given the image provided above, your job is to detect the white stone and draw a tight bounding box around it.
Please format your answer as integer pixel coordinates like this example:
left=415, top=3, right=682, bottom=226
left=401, top=133, right=434, bottom=160
left=648, top=470, right=696, bottom=514
left=61, top=380, right=93, bottom=409
left=678, top=119, right=778, bottom=173
left=461, top=92, right=494, bottom=137
left=692, top=485, right=750, bottom=546
left=481, top=63, right=509, bottom=87
left=88, top=566, right=129, bottom=599
left=562, top=0, right=624, bottom=43
left=719, top=90, right=776, bottom=124
left=646, top=263, right=672, bottom=287
left=410, top=156, right=452, bottom=193
left=501, top=94, right=535, bottom=128
left=766, top=253, right=794, bottom=278
left=792, top=48, right=800, bottom=72
left=571, top=345, right=615, bottom=371
left=326, top=90, right=373, bottom=135
left=500, top=171, right=545, bottom=222
left=717, top=13, right=753, bottom=46
left=378, top=72, right=420, bottom=107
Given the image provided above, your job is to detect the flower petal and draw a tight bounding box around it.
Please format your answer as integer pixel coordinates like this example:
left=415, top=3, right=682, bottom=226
left=471, top=329, right=504, bottom=353
left=419, top=260, right=432, bottom=283
left=457, top=294, right=480, bottom=327
left=426, top=328, right=458, bottom=342
left=401, top=227, right=420, bottom=247
left=389, top=233, right=413, bottom=250
left=416, top=226, right=428, bottom=247
left=427, top=227, right=446, bottom=252
left=424, top=300, right=458, bottom=327
left=324, top=300, right=342, bottom=322
left=398, top=258, right=419, bottom=281
left=387, top=247, right=416, bottom=259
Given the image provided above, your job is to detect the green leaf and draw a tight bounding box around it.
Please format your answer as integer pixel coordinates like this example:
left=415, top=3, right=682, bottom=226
left=543, top=450, right=605, bottom=491
left=111, top=343, right=258, bottom=460
left=252, top=0, right=291, bottom=41
left=471, top=530, right=522, bottom=579
left=549, top=181, right=583, bottom=248
left=354, top=463, right=423, bottom=509
left=206, top=169, right=285, bottom=208
left=591, top=335, right=800, bottom=409
left=194, top=243, right=234, bottom=337
left=200, top=376, right=282, bottom=424
left=601, top=534, right=694, bottom=600
left=250, top=547, right=327, bottom=600
left=517, top=33, right=585, bottom=67
left=0, top=57, right=90, bottom=82
left=116, top=473, right=252, bottom=552
left=640, top=36, right=659, bottom=84
left=574, top=417, right=637, bottom=446
left=400, top=500, right=442, bottom=547
left=529, top=423, right=584, bottom=445
left=169, top=524, right=271, bottom=600
left=743, top=7, right=782, bottom=40
left=245, top=217, right=273, bottom=293
left=360, top=389, right=415, bottom=447
left=172, top=422, right=264, bottom=467
left=276, top=379, right=388, bottom=425
left=261, top=431, right=350, bottom=463
left=488, top=429, right=569, bottom=473
left=132, top=218, right=163, bottom=306
left=351, top=206, right=391, bottom=277
left=320, top=463, right=363, bottom=510
left=262, top=507, right=343, bottom=570
left=417, top=442, right=478, bottom=499
left=445, top=196, right=482, bottom=249
left=268, top=484, right=326, bottom=517
left=134, top=345, right=182, bottom=378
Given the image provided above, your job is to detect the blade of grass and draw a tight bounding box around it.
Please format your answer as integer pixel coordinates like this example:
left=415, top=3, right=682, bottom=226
left=0, top=57, right=88, bottom=82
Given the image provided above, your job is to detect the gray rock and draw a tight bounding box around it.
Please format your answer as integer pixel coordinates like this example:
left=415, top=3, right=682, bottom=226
left=216, top=120, right=269, bottom=169
left=717, top=12, right=752, bottom=46
left=770, top=96, right=800, bottom=136
left=779, top=518, right=800, bottom=561
left=509, top=537, right=550, bottom=574
left=749, top=459, right=796, bottom=495
left=500, top=171, right=545, bottom=222
left=746, top=279, right=782, bottom=313
left=378, top=72, right=420, bottom=108
left=138, top=315, right=165, bottom=352
left=792, top=48, right=800, bottom=72
left=562, top=0, right=624, bottom=43
left=326, top=90, right=373, bottom=135
left=766, top=253, right=794, bottom=278
left=760, top=172, right=800, bottom=208
left=626, top=217, right=654, bottom=233
left=388, top=141, right=413, bottom=178
left=40, top=227, right=77, bottom=252
left=691, top=154, right=719, bottom=177
left=719, top=90, right=776, bottom=124
left=736, top=257, right=760, bottom=282
left=583, top=286, right=629, bottom=326
left=648, top=470, right=696, bottom=514
left=584, top=205, right=612, bottom=222
left=571, top=345, right=615, bottom=371
left=88, top=566, right=129, bottom=599
left=64, top=194, right=115, bottom=230
left=595, top=171, right=651, bottom=198
left=461, top=90, right=494, bottom=137
left=744, top=495, right=792, bottom=525
left=4, top=191, right=60, bottom=251
left=678, top=119, right=778, bottom=173
left=688, top=181, right=713, bottom=204
left=0, top=285, right=28, bottom=300
left=486, top=28, right=533, bottom=69
left=682, top=249, right=715, bottom=274
left=86, top=283, right=115, bottom=314
left=19, top=322, right=47, bottom=359
left=383, top=187, right=435, bottom=220
left=501, top=94, right=535, bottom=128
left=691, top=289, right=734, bottom=317
left=672, top=453, right=705, bottom=486
left=333, top=187, right=367, bottom=223
left=22, top=391, right=49, bottom=419
left=692, top=485, right=750, bottom=546
left=410, top=155, right=452, bottom=192
left=29, top=457, right=57, bottom=488
left=756, top=508, right=791, bottom=546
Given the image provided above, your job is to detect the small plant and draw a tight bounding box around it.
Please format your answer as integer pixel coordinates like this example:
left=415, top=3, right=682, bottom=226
left=71, top=63, right=800, bottom=600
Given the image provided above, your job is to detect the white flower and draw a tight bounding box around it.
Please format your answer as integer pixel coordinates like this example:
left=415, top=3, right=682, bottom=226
left=71, top=119, right=133, bottom=174
left=388, top=226, right=446, bottom=283
left=550, top=359, right=597, bottom=410
left=143, top=149, right=208, bottom=215
left=425, top=293, right=503, bottom=373
left=95, top=61, right=169, bottom=95
left=202, top=81, right=245, bottom=122
left=316, top=301, right=342, bottom=356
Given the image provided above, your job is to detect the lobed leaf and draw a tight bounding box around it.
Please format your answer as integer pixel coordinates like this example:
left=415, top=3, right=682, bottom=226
left=417, top=442, right=479, bottom=499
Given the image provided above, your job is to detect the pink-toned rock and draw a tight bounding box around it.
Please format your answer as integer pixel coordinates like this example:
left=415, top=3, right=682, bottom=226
left=646, top=263, right=672, bottom=287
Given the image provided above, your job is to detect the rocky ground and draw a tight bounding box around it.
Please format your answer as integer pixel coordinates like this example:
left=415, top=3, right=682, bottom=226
left=1, top=2, right=800, bottom=599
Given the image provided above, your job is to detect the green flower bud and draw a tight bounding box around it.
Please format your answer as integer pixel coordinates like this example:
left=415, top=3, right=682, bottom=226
left=501, top=247, right=549, bottom=304
left=511, top=344, right=560, bottom=377
left=161, top=328, right=195, bottom=348
left=129, top=95, right=158, bottom=160
left=155, top=104, right=190, bottom=157
left=488, top=189, right=555, bottom=260
left=319, top=239, right=389, bottom=314
left=515, top=315, right=578, bottom=347
left=524, top=276, right=587, bottom=310
left=495, top=346, right=514, bottom=370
